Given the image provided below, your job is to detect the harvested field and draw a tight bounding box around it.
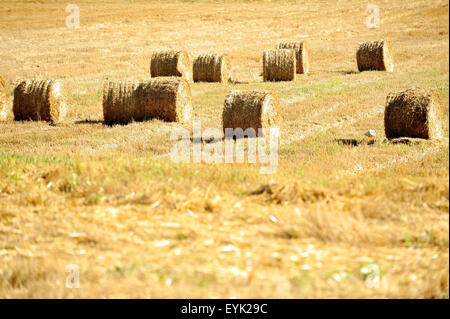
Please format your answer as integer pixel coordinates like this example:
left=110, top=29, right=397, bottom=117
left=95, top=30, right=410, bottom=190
left=0, top=0, right=448, bottom=299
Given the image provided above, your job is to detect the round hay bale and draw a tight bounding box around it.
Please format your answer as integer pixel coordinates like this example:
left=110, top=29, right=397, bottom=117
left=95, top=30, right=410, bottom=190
left=142, top=77, right=192, bottom=123
left=276, top=41, right=309, bottom=74
left=263, top=49, right=296, bottom=82
left=103, top=77, right=192, bottom=125
left=356, top=40, right=394, bottom=72
left=222, top=90, right=281, bottom=135
left=384, top=87, right=443, bottom=139
left=0, top=76, right=10, bottom=120
left=150, top=50, right=192, bottom=82
left=13, top=80, right=66, bottom=123
left=193, top=53, right=230, bottom=83
left=103, top=81, right=140, bottom=124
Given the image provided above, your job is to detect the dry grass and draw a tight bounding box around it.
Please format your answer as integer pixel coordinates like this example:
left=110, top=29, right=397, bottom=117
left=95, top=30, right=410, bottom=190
left=0, top=0, right=448, bottom=299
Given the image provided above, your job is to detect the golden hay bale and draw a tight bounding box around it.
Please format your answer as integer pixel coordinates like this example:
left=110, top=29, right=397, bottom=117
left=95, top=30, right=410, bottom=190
left=0, top=76, right=10, bottom=120
left=276, top=41, right=309, bottom=74
left=356, top=40, right=394, bottom=72
left=222, top=90, right=281, bottom=135
left=103, top=81, right=140, bottom=125
left=103, top=77, right=192, bottom=125
left=263, top=49, right=296, bottom=82
left=13, top=80, right=66, bottom=123
left=193, top=53, right=230, bottom=83
left=384, top=87, right=443, bottom=139
left=150, top=50, right=192, bottom=82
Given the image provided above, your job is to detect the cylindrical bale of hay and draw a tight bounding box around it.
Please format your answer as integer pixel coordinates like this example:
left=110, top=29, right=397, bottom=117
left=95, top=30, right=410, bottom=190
left=263, top=49, right=296, bottom=82
left=0, top=76, right=10, bottom=120
left=103, top=77, right=192, bottom=125
left=150, top=50, right=192, bottom=82
left=384, top=87, right=443, bottom=139
left=356, top=40, right=394, bottom=72
left=103, top=81, right=141, bottom=124
left=193, top=54, right=230, bottom=83
left=276, top=41, right=309, bottom=74
left=141, top=77, right=192, bottom=123
left=13, top=80, right=66, bottom=123
left=222, top=90, right=281, bottom=136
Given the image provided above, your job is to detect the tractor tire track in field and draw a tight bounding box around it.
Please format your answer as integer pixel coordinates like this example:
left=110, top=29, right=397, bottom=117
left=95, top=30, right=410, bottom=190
left=338, top=139, right=449, bottom=175
left=281, top=104, right=384, bottom=146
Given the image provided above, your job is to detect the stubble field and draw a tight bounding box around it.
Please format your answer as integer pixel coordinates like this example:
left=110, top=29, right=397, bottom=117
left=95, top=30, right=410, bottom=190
left=0, top=0, right=448, bottom=298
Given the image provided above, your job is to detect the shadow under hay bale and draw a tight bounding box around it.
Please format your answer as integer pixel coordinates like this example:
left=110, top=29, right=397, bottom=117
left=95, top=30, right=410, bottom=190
left=335, top=138, right=376, bottom=147
left=0, top=76, right=9, bottom=120
left=263, top=49, right=296, bottom=82
left=150, top=50, right=192, bottom=82
left=276, top=41, right=309, bottom=74
left=228, top=78, right=248, bottom=85
left=222, top=90, right=281, bottom=137
left=386, top=137, right=426, bottom=145
left=384, top=87, right=443, bottom=139
left=103, top=77, right=192, bottom=125
left=74, top=119, right=104, bottom=125
left=356, top=39, right=394, bottom=72
left=193, top=53, right=230, bottom=83
left=384, top=137, right=448, bottom=146
left=336, top=70, right=360, bottom=75
left=13, top=80, right=66, bottom=123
